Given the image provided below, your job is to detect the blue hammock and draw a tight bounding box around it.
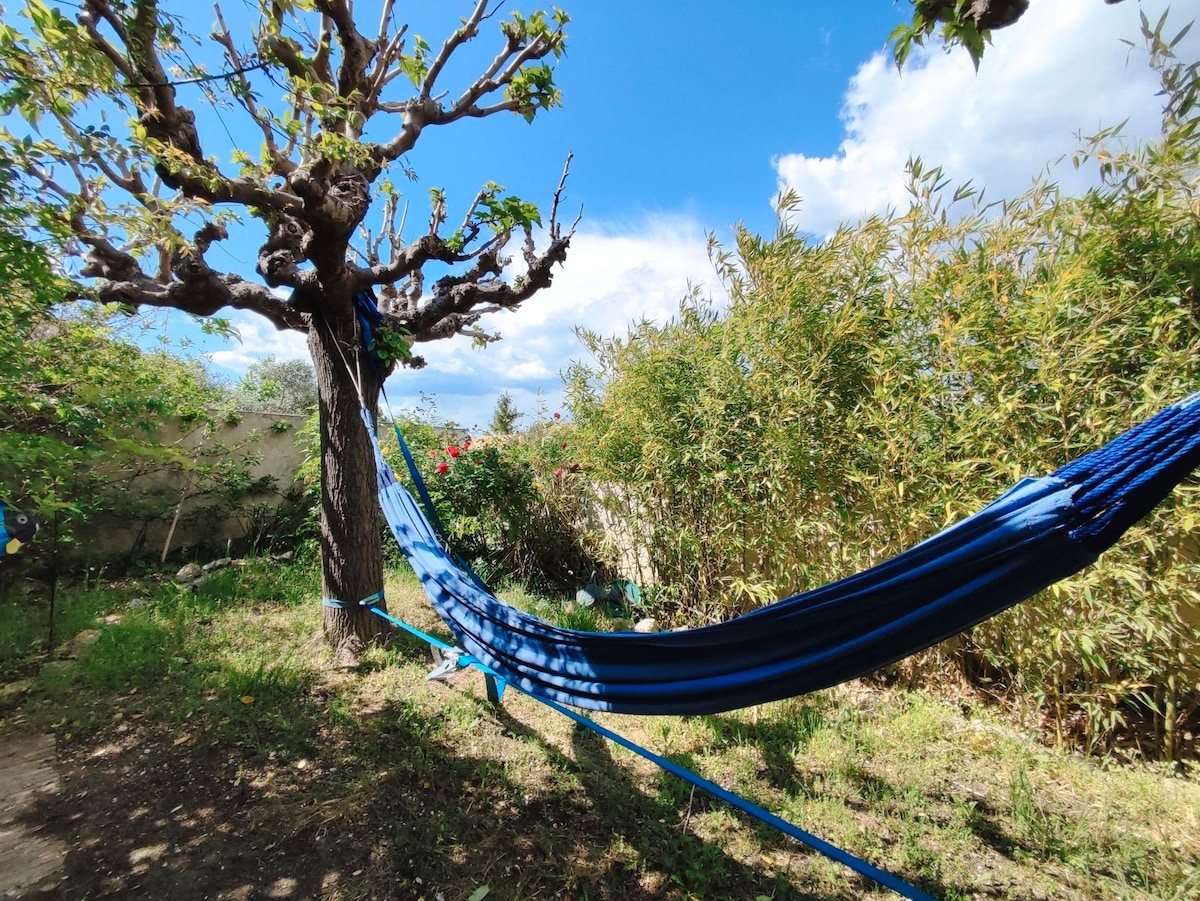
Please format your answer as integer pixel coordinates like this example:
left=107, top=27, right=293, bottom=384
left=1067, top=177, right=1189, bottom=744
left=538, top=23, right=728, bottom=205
left=369, top=392, right=1200, bottom=716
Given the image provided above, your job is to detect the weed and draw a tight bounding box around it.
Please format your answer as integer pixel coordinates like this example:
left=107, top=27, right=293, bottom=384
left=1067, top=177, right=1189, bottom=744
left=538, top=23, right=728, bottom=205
left=0, top=582, right=121, bottom=679
left=1007, top=768, right=1086, bottom=864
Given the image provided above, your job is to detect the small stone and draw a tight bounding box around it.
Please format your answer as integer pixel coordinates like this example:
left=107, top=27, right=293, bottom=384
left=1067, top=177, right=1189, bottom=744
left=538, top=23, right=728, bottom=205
left=201, top=557, right=233, bottom=573
left=128, top=597, right=151, bottom=610
left=40, top=659, right=76, bottom=679
left=633, top=617, right=658, bottom=633
left=64, top=629, right=101, bottom=657
left=0, top=679, right=32, bottom=706
left=176, top=563, right=202, bottom=583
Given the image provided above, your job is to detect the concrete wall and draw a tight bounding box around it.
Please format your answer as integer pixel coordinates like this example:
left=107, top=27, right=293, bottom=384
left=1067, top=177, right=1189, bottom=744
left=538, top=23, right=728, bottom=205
left=67, top=411, right=310, bottom=564
left=583, top=485, right=657, bottom=586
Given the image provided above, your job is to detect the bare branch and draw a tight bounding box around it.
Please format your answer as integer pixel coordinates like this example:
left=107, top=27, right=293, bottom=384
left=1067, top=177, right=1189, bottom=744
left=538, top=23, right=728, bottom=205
left=376, top=0, right=397, bottom=47
left=312, top=13, right=335, bottom=86
left=71, top=220, right=307, bottom=331
left=364, top=24, right=408, bottom=111
left=421, top=0, right=489, bottom=100
left=359, top=233, right=465, bottom=287
left=49, top=112, right=146, bottom=195
left=428, top=193, right=447, bottom=236
left=444, top=30, right=552, bottom=120
left=80, top=1, right=304, bottom=215
left=402, top=232, right=571, bottom=343
left=212, top=2, right=294, bottom=176
left=77, top=5, right=136, bottom=82
left=373, top=13, right=562, bottom=163
left=313, top=0, right=375, bottom=100
left=451, top=98, right=524, bottom=119
left=457, top=188, right=492, bottom=237
left=547, top=152, right=580, bottom=241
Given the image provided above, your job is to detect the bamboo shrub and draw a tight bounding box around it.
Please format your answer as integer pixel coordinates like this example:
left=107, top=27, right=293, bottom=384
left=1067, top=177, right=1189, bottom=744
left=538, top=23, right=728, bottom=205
left=565, top=31, right=1200, bottom=756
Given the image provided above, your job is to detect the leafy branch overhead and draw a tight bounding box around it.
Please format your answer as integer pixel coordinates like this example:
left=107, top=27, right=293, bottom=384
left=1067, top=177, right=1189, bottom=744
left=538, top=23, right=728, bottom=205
left=0, top=0, right=578, bottom=359
left=890, top=0, right=1128, bottom=70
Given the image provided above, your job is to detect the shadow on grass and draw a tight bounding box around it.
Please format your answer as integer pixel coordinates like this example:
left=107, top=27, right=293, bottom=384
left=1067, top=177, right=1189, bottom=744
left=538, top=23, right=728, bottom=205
left=8, top=577, right=937, bottom=900
left=699, top=705, right=974, bottom=901
left=701, top=703, right=828, bottom=790
left=485, top=703, right=810, bottom=900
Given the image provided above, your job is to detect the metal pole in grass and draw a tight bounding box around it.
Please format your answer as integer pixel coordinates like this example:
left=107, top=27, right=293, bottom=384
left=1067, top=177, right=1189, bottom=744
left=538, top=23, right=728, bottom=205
left=46, top=511, right=58, bottom=652
left=46, top=511, right=59, bottom=652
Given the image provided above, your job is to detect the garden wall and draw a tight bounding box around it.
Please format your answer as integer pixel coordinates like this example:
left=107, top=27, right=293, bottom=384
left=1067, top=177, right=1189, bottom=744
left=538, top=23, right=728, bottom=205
left=66, top=411, right=310, bottom=565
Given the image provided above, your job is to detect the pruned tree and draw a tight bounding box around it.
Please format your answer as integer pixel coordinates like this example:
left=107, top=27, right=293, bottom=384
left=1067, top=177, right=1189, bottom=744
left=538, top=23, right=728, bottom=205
left=0, top=0, right=577, bottom=663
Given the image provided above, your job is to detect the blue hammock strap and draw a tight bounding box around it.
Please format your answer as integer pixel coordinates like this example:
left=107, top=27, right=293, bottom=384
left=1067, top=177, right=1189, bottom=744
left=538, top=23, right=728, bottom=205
left=353, top=288, right=385, bottom=378
left=351, top=288, right=488, bottom=592
left=322, top=590, right=385, bottom=610
left=385, top=396, right=450, bottom=540
left=368, top=603, right=507, bottom=703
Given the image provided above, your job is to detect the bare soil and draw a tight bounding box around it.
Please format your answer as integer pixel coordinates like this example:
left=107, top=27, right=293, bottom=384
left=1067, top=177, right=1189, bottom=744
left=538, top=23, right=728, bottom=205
left=5, top=685, right=820, bottom=901
left=0, top=733, right=65, bottom=899
left=8, top=725, right=355, bottom=900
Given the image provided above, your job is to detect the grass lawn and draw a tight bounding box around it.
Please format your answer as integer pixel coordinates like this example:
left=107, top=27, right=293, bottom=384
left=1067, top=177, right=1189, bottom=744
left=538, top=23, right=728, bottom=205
left=1, top=560, right=1197, bottom=900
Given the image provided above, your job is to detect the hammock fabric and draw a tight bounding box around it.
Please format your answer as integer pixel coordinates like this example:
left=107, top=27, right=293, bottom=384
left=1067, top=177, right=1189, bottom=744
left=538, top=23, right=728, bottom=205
left=370, top=393, right=1200, bottom=716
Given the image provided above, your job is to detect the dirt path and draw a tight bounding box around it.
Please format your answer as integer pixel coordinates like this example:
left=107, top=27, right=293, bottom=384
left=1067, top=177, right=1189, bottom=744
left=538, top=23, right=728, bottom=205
left=0, top=734, right=65, bottom=898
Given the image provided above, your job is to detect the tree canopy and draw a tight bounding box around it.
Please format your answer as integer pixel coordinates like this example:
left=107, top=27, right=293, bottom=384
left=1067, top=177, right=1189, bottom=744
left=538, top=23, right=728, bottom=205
left=227, top=357, right=318, bottom=415
left=489, top=390, right=522, bottom=435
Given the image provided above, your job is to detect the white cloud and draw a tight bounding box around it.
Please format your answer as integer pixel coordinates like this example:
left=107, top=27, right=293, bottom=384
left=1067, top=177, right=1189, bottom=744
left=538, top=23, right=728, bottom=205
left=384, top=214, right=718, bottom=431
left=208, top=316, right=310, bottom=372
left=774, top=0, right=1195, bottom=237
left=196, top=217, right=717, bottom=430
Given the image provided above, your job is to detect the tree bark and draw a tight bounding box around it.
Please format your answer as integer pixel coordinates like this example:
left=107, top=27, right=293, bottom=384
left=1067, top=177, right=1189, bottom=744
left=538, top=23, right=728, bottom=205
left=310, top=309, right=390, bottom=666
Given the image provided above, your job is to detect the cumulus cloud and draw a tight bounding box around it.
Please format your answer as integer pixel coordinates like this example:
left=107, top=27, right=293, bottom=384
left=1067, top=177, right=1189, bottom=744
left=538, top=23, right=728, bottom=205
left=774, top=0, right=1195, bottom=236
left=385, top=214, right=719, bottom=431
left=208, top=317, right=310, bottom=372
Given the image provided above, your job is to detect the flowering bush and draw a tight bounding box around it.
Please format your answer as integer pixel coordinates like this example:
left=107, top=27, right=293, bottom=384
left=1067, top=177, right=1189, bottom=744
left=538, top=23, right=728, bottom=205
left=393, top=416, right=596, bottom=588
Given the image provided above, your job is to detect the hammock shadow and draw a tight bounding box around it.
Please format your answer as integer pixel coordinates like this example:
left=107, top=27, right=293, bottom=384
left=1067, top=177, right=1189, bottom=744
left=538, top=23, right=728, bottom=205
left=484, top=701, right=857, bottom=900
left=692, top=707, right=973, bottom=901
left=699, top=705, right=830, bottom=791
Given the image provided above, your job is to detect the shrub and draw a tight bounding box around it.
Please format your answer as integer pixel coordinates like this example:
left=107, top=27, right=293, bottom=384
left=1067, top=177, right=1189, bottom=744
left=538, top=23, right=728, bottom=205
left=564, top=26, right=1200, bottom=757
left=379, top=414, right=597, bottom=591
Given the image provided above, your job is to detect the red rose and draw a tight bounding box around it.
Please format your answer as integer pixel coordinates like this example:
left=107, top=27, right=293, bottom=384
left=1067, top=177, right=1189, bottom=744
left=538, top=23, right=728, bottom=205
left=436, top=462, right=450, bottom=474
left=553, top=412, right=561, bottom=420
left=447, top=445, right=461, bottom=458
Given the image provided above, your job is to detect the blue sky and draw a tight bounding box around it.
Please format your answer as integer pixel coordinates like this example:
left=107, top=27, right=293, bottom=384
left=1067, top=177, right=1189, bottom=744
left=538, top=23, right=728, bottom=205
left=166, top=0, right=1195, bottom=432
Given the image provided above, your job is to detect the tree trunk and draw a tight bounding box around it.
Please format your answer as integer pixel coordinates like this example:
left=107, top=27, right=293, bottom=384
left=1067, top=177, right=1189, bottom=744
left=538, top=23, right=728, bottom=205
left=310, top=312, right=390, bottom=666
